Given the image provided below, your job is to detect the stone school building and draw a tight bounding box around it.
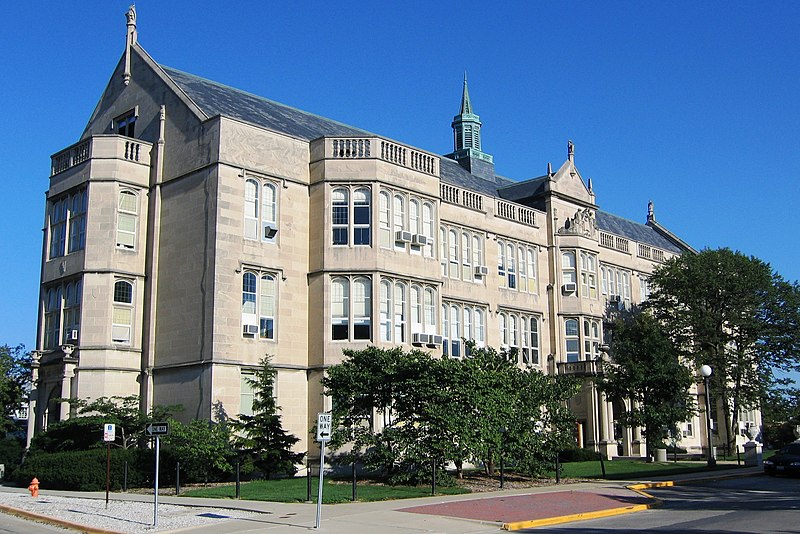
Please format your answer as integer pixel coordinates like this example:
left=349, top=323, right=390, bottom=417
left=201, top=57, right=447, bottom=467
left=30, top=8, right=743, bottom=458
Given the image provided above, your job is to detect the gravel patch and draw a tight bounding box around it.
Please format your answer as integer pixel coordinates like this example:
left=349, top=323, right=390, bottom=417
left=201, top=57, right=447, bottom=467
left=0, top=492, right=265, bottom=533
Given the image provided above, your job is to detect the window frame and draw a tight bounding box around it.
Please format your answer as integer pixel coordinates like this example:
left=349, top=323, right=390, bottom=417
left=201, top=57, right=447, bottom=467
left=112, top=279, right=134, bottom=345
left=241, top=270, right=278, bottom=340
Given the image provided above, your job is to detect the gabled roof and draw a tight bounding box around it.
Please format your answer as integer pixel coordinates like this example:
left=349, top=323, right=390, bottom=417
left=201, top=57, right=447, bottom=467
left=158, top=59, right=689, bottom=254
left=596, top=211, right=685, bottom=253
left=161, top=66, right=372, bottom=141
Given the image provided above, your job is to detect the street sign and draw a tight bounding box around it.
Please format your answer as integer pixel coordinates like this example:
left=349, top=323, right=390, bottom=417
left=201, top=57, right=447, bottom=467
left=146, top=422, right=170, bottom=436
left=316, top=412, right=332, bottom=442
left=103, top=423, right=116, bottom=442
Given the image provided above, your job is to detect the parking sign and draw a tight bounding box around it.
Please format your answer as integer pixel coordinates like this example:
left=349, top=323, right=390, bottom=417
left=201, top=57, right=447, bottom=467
left=103, top=423, right=116, bottom=442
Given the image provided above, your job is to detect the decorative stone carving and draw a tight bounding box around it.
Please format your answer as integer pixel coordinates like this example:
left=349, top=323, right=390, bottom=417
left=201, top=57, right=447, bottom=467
left=561, top=208, right=597, bottom=238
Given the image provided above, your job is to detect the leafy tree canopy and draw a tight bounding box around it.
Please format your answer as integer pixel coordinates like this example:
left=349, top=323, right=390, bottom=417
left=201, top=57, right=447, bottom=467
left=598, top=308, right=695, bottom=456
left=646, top=248, right=800, bottom=452
left=323, top=345, right=579, bottom=482
left=0, top=344, right=31, bottom=435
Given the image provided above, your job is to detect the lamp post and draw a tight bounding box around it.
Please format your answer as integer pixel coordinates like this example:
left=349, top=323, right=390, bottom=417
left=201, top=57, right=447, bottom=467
left=700, top=365, right=716, bottom=467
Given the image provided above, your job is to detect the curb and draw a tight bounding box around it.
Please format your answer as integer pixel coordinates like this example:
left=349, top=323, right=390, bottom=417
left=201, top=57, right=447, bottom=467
left=0, top=503, right=125, bottom=534
left=501, top=484, right=663, bottom=531
left=502, top=470, right=763, bottom=531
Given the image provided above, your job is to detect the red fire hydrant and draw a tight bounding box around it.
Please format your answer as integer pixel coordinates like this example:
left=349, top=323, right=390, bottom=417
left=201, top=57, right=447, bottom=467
left=28, top=478, right=39, bottom=497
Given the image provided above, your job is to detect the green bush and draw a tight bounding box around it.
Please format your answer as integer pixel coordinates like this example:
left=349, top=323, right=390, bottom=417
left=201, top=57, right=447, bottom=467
left=558, top=447, right=602, bottom=463
left=0, top=437, right=25, bottom=481
left=14, top=447, right=154, bottom=490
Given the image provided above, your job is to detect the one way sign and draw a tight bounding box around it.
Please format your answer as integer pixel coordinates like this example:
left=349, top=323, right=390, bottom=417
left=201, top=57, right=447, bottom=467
left=146, top=422, right=170, bottom=437
left=316, top=412, right=332, bottom=442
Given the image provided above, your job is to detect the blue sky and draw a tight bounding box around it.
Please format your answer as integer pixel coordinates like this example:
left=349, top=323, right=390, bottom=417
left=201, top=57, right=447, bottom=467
left=2, top=1, right=798, bottom=361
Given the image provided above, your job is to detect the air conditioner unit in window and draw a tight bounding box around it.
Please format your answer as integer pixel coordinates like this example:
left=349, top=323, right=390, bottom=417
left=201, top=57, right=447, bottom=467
left=411, top=234, right=428, bottom=246
left=412, top=333, right=431, bottom=345
left=67, top=329, right=79, bottom=342
left=474, top=265, right=489, bottom=277
left=562, top=282, right=577, bottom=294
left=395, top=230, right=413, bottom=243
left=430, top=335, right=443, bottom=345
left=243, top=324, right=259, bottom=335
left=263, top=223, right=278, bottom=240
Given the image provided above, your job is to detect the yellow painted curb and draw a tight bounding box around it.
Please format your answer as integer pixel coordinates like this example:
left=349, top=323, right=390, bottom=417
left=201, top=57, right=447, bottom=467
left=0, top=502, right=125, bottom=534
left=502, top=502, right=659, bottom=531
left=502, top=483, right=667, bottom=531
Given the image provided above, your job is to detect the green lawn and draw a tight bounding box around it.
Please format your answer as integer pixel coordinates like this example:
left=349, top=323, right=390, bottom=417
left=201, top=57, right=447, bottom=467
left=181, top=460, right=747, bottom=503
left=181, top=477, right=469, bottom=503
left=553, top=459, right=746, bottom=480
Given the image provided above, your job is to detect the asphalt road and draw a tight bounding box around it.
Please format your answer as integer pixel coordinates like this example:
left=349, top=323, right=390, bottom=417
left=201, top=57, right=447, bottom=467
left=529, top=474, right=800, bottom=533
left=0, top=511, right=70, bottom=533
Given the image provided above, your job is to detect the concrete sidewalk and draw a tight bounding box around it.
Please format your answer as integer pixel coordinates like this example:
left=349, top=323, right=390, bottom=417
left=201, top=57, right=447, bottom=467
left=0, top=465, right=764, bottom=533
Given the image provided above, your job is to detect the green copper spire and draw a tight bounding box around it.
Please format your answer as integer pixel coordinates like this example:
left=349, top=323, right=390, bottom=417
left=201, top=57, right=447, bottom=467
left=446, top=73, right=494, bottom=180
left=452, top=72, right=483, bottom=152
left=460, top=72, right=473, bottom=115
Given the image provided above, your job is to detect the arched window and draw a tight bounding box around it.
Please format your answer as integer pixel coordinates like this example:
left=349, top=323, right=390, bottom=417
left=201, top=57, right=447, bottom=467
left=379, top=191, right=391, bottom=248
left=565, top=318, right=579, bottom=362
left=409, top=199, right=420, bottom=235
left=43, top=287, right=62, bottom=350
left=527, top=248, right=537, bottom=293
left=393, top=282, right=407, bottom=343
left=116, top=190, right=138, bottom=249
left=353, top=188, right=371, bottom=245
left=332, top=188, right=349, bottom=245
left=244, top=179, right=259, bottom=240
left=440, top=226, right=448, bottom=276
left=393, top=194, right=405, bottom=250
left=380, top=280, right=392, bottom=342
left=113, top=280, right=134, bottom=344
left=461, top=232, right=471, bottom=279
left=259, top=274, right=276, bottom=339
left=63, top=280, right=82, bottom=343
left=331, top=277, right=349, bottom=340
left=68, top=189, right=88, bottom=253
left=449, top=305, right=461, bottom=358
left=262, top=183, right=277, bottom=242
left=474, top=309, right=485, bottom=347
left=562, top=251, right=576, bottom=286
left=353, top=277, right=371, bottom=340
left=448, top=229, right=459, bottom=278
left=422, top=202, right=434, bottom=257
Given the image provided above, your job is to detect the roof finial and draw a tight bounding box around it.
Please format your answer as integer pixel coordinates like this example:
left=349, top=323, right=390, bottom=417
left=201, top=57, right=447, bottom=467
left=588, top=177, right=593, bottom=193
left=126, top=5, right=137, bottom=44
left=123, top=5, right=137, bottom=86
left=567, top=139, right=575, bottom=162
left=460, top=71, right=473, bottom=115
left=547, top=162, right=553, bottom=176
left=647, top=200, right=655, bottom=223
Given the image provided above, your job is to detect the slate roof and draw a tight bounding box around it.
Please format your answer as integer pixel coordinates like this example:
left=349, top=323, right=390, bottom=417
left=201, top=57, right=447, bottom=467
left=439, top=157, right=516, bottom=196
left=160, top=64, right=686, bottom=254
left=596, top=211, right=684, bottom=253
left=162, top=66, right=372, bottom=141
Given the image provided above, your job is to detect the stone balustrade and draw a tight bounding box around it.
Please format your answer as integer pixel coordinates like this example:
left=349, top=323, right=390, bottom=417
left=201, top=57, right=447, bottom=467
left=51, top=135, right=152, bottom=176
left=325, top=136, right=439, bottom=177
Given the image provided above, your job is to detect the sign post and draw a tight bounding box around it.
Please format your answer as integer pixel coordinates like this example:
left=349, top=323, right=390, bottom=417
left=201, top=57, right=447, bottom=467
left=103, top=423, right=115, bottom=509
left=315, top=412, right=332, bottom=529
left=146, top=422, right=170, bottom=527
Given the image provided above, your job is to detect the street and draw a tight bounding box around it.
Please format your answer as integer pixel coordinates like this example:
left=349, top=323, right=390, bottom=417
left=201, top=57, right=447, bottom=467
left=0, top=512, right=69, bottom=533
left=530, top=475, right=800, bottom=533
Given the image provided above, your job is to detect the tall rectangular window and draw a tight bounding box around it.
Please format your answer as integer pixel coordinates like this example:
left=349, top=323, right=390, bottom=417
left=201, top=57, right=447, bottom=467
left=242, top=271, right=277, bottom=340
left=331, top=276, right=372, bottom=341
left=68, top=190, right=88, bottom=253
left=112, top=280, right=134, bottom=344
left=116, top=190, right=138, bottom=249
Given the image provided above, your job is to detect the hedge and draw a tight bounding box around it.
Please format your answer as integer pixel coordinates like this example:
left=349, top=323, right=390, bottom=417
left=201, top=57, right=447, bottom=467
left=14, top=448, right=155, bottom=491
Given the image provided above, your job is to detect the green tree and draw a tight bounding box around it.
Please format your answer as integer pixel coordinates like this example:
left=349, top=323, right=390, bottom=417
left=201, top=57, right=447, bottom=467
left=597, top=308, right=695, bottom=459
left=0, top=344, right=31, bottom=435
left=323, top=345, right=579, bottom=482
left=31, top=395, right=180, bottom=452
left=165, top=418, right=233, bottom=484
left=647, top=248, right=800, bottom=453
left=232, top=356, right=304, bottom=478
